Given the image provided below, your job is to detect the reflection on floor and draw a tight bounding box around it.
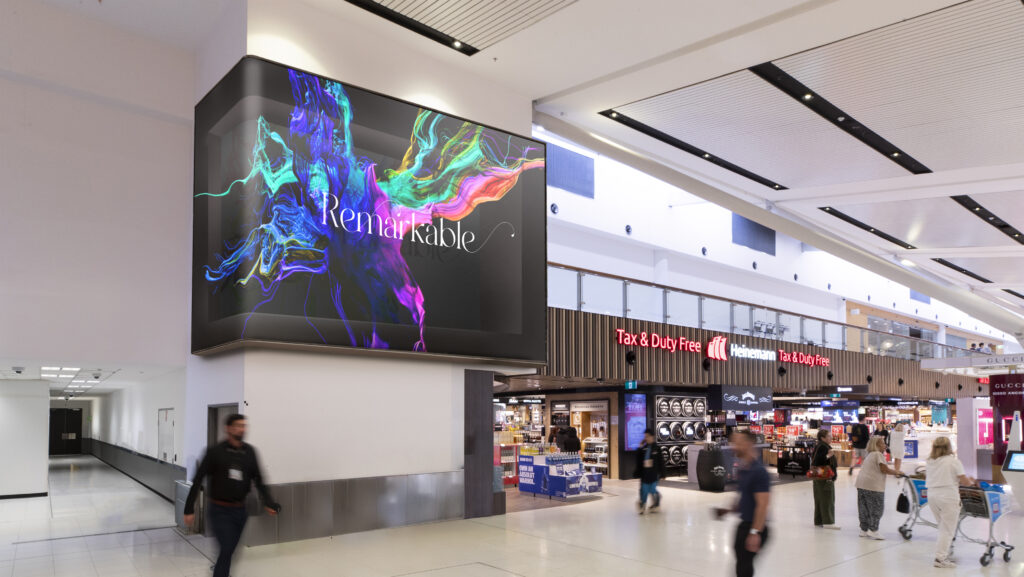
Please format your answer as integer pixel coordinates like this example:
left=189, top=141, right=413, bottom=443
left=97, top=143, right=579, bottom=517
left=0, top=455, right=211, bottom=577
left=2, top=456, right=1021, bottom=576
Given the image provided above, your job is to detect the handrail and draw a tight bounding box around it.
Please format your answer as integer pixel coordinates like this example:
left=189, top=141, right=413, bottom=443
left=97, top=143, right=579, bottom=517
left=547, top=262, right=975, bottom=357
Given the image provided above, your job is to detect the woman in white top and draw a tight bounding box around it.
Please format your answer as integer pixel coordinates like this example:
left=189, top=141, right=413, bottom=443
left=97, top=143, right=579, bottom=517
left=925, top=436, right=976, bottom=569
left=889, top=424, right=907, bottom=473
left=855, top=436, right=901, bottom=539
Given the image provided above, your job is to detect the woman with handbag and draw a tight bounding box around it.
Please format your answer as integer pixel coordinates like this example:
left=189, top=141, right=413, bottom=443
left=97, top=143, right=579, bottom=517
left=855, top=436, right=902, bottom=539
left=810, top=429, right=840, bottom=530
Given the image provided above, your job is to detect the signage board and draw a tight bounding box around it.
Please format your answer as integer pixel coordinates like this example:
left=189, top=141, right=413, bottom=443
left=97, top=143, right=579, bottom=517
left=624, top=393, right=647, bottom=451
left=822, top=385, right=870, bottom=395
left=571, top=401, right=609, bottom=412
left=708, top=385, right=773, bottom=412
left=624, top=380, right=638, bottom=390
left=904, top=439, right=919, bottom=459
left=613, top=330, right=831, bottom=367
left=192, top=57, right=546, bottom=360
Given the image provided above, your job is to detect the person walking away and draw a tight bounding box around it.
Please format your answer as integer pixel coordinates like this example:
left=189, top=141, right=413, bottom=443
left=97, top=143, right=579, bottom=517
left=856, top=436, right=902, bottom=539
left=889, top=424, right=907, bottom=473
left=634, top=428, right=666, bottom=514
left=184, top=414, right=279, bottom=577
left=811, top=429, right=840, bottom=530
left=848, top=416, right=870, bottom=475
left=719, top=431, right=771, bottom=577
left=926, top=436, right=976, bottom=568
left=563, top=427, right=582, bottom=452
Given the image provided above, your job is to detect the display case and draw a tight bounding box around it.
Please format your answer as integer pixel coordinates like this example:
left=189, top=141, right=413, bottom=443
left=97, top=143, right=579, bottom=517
left=494, top=444, right=519, bottom=486
left=655, top=395, right=707, bottom=473
left=582, top=438, right=609, bottom=473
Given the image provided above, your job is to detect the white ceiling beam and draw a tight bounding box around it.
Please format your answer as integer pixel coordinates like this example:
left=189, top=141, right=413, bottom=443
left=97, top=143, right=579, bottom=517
left=535, top=112, right=1024, bottom=342
left=772, top=162, right=1024, bottom=207
left=895, top=246, right=1024, bottom=259
left=973, top=284, right=1024, bottom=291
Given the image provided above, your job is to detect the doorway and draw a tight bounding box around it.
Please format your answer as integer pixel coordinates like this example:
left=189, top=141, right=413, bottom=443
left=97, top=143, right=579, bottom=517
left=207, top=404, right=239, bottom=449
left=157, top=408, right=175, bottom=464
left=49, top=408, right=83, bottom=455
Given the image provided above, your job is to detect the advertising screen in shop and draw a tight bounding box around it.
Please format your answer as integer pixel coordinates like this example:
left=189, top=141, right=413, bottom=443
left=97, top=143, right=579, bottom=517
left=192, top=57, right=547, bottom=360
left=624, top=394, right=647, bottom=451
left=708, top=385, right=772, bottom=412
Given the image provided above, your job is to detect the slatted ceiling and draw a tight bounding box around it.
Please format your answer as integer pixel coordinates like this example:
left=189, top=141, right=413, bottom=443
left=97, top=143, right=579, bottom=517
left=832, top=196, right=1018, bottom=250
left=537, top=309, right=972, bottom=400
left=775, top=0, right=1024, bottom=172
left=944, top=257, right=1024, bottom=284
left=371, top=0, right=577, bottom=50
left=616, top=70, right=909, bottom=189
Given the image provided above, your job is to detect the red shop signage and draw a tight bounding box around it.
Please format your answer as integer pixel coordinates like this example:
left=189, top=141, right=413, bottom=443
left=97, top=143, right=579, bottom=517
left=614, top=329, right=830, bottom=367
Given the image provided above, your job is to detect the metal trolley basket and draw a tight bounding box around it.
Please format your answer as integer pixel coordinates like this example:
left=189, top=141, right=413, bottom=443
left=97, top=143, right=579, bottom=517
left=898, top=477, right=936, bottom=540
left=954, top=483, right=1014, bottom=566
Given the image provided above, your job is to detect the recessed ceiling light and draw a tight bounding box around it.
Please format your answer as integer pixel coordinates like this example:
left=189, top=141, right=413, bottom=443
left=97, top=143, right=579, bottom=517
left=974, top=207, right=981, bottom=211
left=42, top=366, right=61, bottom=371
left=988, top=216, right=995, bottom=220
left=869, top=228, right=875, bottom=232
left=59, top=374, right=74, bottom=378
left=452, top=40, right=462, bottom=49
left=610, top=111, right=618, bottom=118
left=891, top=152, right=900, bottom=157
left=802, top=93, right=813, bottom=101
left=773, top=184, right=780, bottom=189
left=41, top=374, right=58, bottom=378
left=900, top=259, right=916, bottom=267
left=72, top=380, right=85, bottom=383
left=87, top=380, right=100, bottom=384
left=62, top=367, right=80, bottom=371
left=824, top=207, right=831, bottom=211
left=1015, top=233, right=1021, bottom=238
left=837, top=116, right=845, bottom=122
left=703, top=153, right=710, bottom=159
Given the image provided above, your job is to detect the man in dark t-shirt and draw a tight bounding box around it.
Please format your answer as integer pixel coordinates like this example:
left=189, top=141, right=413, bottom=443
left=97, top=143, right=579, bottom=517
left=849, top=416, right=871, bottom=476
left=719, top=430, right=771, bottom=577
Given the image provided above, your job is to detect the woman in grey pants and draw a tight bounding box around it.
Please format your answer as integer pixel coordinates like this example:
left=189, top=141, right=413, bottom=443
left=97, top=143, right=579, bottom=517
left=855, top=436, right=902, bottom=539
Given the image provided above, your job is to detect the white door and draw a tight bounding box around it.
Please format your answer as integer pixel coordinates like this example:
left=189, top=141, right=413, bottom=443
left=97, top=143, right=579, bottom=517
left=158, top=408, right=175, bottom=463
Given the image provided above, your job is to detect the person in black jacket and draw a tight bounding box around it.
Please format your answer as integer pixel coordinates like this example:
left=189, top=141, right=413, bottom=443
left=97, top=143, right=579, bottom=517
left=634, top=429, right=667, bottom=514
left=849, top=416, right=871, bottom=476
left=184, top=414, right=279, bottom=577
left=563, top=427, right=582, bottom=452
left=811, top=429, right=840, bottom=530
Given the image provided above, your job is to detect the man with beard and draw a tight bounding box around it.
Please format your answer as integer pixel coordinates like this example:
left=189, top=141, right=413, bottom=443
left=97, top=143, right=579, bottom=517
left=184, top=414, right=279, bottom=577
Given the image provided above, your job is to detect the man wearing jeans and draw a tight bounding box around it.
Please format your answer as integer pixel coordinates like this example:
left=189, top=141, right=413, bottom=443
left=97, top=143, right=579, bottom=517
left=634, top=429, right=666, bottom=514
left=184, top=414, right=279, bottom=577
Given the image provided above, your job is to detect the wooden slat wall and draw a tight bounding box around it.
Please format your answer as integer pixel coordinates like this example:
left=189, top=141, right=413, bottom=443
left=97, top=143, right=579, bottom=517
left=542, top=309, right=987, bottom=399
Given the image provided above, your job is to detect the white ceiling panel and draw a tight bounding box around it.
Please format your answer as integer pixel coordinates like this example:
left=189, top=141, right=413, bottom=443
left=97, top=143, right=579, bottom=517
left=616, top=70, right=909, bottom=189
left=970, top=190, right=1024, bottom=235
left=834, top=196, right=1017, bottom=249
left=944, top=257, right=1024, bottom=284
left=776, top=0, right=1024, bottom=172
left=375, top=0, right=577, bottom=50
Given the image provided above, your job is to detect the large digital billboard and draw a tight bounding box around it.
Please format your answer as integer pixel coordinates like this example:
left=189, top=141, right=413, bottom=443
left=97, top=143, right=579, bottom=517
left=192, top=57, right=546, bottom=361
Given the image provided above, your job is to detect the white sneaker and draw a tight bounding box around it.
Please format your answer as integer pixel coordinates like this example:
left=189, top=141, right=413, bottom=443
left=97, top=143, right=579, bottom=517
left=934, top=558, right=957, bottom=568
left=859, top=531, right=867, bottom=538
left=866, top=530, right=884, bottom=540
left=821, top=524, right=841, bottom=531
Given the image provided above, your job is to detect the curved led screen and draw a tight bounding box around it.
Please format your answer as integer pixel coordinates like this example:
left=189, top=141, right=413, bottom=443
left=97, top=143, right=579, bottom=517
left=192, top=57, right=547, bottom=361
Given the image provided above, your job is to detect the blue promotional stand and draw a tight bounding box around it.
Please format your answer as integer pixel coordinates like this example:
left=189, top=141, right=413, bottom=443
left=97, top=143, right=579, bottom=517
left=518, top=455, right=602, bottom=499
left=904, top=439, right=919, bottom=459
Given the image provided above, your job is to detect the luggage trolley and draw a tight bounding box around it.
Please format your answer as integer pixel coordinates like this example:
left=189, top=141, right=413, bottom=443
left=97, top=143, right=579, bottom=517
left=954, top=483, right=1014, bottom=566
left=898, top=477, right=937, bottom=540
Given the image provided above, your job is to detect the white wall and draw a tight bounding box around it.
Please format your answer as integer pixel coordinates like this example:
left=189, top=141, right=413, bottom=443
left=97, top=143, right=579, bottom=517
left=243, top=350, right=468, bottom=484
left=0, top=382, right=49, bottom=496
left=92, top=369, right=186, bottom=464
left=184, top=353, right=247, bottom=477
left=0, top=0, right=193, bottom=367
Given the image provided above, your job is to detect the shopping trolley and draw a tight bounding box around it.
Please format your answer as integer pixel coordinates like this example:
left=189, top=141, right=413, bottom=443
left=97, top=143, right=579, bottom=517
left=898, top=477, right=936, bottom=540
left=954, top=482, right=1014, bottom=566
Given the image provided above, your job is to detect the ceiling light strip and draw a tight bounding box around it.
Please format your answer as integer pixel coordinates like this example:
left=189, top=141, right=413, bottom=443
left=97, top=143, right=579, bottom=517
left=818, top=207, right=916, bottom=249
left=931, top=258, right=993, bottom=284
left=748, top=62, right=931, bottom=175
left=599, top=110, right=786, bottom=190
left=344, top=0, right=479, bottom=55
left=949, top=195, right=1024, bottom=245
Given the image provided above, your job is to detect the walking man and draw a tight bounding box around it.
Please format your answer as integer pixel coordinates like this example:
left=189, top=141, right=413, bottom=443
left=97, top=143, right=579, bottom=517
left=634, top=428, right=666, bottom=514
left=717, top=430, right=771, bottom=577
left=184, top=414, right=279, bottom=577
left=849, top=415, right=870, bottom=475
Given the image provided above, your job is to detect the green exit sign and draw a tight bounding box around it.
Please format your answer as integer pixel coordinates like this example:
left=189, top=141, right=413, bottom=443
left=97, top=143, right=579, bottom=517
left=829, top=393, right=841, bottom=398
left=625, top=380, right=638, bottom=390
left=945, top=398, right=955, bottom=403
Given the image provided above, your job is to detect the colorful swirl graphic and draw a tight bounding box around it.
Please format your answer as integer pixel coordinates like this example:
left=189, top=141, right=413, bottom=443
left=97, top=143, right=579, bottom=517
left=198, top=69, right=543, bottom=350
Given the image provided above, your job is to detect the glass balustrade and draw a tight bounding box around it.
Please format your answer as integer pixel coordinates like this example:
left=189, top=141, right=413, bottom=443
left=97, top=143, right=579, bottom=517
left=546, top=264, right=973, bottom=361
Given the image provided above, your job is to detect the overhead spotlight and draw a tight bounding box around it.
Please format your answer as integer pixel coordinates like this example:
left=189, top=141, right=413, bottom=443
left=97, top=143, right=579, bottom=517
left=452, top=40, right=462, bottom=49
left=703, top=153, right=710, bottom=159
left=773, top=184, right=780, bottom=189
left=900, top=259, right=915, bottom=267
left=802, top=93, right=813, bottom=101
left=988, top=216, right=995, bottom=221
left=892, top=152, right=900, bottom=157
left=824, top=207, right=831, bottom=211
left=837, top=116, right=845, bottom=122
left=610, top=111, right=618, bottom=118
left=974, top=207, right=981, bottom=211
left=869, top=228, right=875, bottom=232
